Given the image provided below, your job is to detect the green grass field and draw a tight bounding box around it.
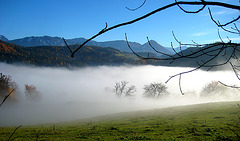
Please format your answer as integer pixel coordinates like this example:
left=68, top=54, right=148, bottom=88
left=0, top=101, right=240, bottom=140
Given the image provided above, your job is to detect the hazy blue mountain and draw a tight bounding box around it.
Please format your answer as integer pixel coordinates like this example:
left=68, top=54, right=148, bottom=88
left=97, top=40, right=142, bottom=52
left=5, top=35, right=173, bottom=54
left=0, top=35, right=8, bottom=42
left=65, top=37, right=98, bottom=46
left=139, top=40, right=174, bottom=55
left=10, top=36, right=65, bottom=47
left=65, top=39, right=172, bottom=54
left=66, top=38, right=142, bottom=52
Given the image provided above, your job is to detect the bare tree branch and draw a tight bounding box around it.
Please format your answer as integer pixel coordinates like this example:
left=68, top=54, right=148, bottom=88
left=208, top=8, right=240, bottom=27
left=63, top=1, right=240, bottom=57
left=62, top=37, right=73, bottom=54
left=7, top=125, right=22, bottom=141
left=218, top=81, right=240, bottom=89
left=165, top=43, right=229, bottom=93
left=146, top=37, right=174, bottom=59
left=62, top=1, right=240, bottom=94
left=125, top=33, right=145, bottom=60
left=0, top=89, right=15, bottom=107
left=126, top=0, right=147, bottom=11
left=179, top=74, right=184, bottom=95
left=209, top=8, right=240, bottom=35
left=175, top=0, right=206, bottom=13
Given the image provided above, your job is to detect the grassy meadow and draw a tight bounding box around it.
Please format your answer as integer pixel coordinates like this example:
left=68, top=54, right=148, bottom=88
left=0, top=101, right=240, bottom=140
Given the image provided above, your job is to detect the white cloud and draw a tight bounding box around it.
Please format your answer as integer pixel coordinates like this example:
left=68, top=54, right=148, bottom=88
left=201, top=8, right=239, bottom=17
left=190, top=32, right=210, bottom=37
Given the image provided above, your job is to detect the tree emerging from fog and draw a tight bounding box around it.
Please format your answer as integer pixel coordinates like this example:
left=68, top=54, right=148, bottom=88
left=0, top=73, right=17, bottom=102
left=113, top=81, right=136, bottom=99
left=200, top=81, right=240, bottom=100
left=25, top=84, right=41, bottom=100
left=143, top=82, right=169, bottom=99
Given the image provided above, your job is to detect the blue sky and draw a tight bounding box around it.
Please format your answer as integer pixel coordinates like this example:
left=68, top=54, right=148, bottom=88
left=0, top=0, right=239, bottom=46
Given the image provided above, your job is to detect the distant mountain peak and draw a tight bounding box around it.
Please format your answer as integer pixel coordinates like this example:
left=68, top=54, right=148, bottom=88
left=140, top=40, right=173, bottom=55
left=0, top=35, right=8, bottom=42
left=148, top=40, right=158, bottom=43
left=10, top=36, right=64, bottom=47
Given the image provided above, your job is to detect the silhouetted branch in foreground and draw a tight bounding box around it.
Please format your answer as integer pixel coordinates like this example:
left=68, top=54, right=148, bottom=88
left=0, top=89, right=15, bottom=107
left=63, top=1, right=240, bottom=57
left=7, top=125, right=22, bottom=141
left=62, top=1, right=240, bottom=94
left=208, top=8, right=240, bottom=35
left=218, top=81, right=240, bottom=89
left=126, top=30, right=240, bottom=94
left=126, top=0, right=147, bottom=11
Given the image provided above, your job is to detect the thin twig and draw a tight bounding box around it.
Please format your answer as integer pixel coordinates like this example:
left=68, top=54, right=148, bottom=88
left=0, top=89, right=15, bottom=107
left=62, top=37, right=73, bottom=54
left=179, top=74, right=184, bottom=95
left=175, top=0, right=206, bottom=13
left=218, top=81, right=240, bottom=88
left=126, top=0, right=147, bottom=11
left=208, top=7, right=240, bottom=34
left=125, top=33, right=144, bottom=60
left=7, top=125, right=22, bottom=141
left=63, top=1, right=240, bottom=57
left=165, top=43, right=226, bottom=93
left=146, top=37, right=175, bottom=59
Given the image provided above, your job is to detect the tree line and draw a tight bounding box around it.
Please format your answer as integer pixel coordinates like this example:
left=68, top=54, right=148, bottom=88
left=109, top=80, right=240, bottom=100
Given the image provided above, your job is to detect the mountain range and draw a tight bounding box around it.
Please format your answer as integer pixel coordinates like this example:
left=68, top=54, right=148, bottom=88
left=1, top=37, right=239, bottom=70
left=0, top=39, right=161, bottom=67
left=0, top=35, right=173, bottom=55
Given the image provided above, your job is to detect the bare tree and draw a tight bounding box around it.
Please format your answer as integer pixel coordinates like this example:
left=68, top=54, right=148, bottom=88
left=125, top=85, right=136, bottom=97
left=200, top=81, right=228, bottom=99
left=62, top=1, right=240, bottom=94
left=143, top=82, right=169, bottom=99
left=200, top=81, right=240, bottom=100
left=113, top=81, right=136, bottom=98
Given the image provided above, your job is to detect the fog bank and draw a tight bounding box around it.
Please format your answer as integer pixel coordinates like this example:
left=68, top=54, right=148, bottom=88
left=0, top=63, right=239, bottom=126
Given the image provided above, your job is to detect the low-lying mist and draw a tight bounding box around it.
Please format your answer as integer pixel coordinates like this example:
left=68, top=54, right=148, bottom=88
left=0, top=62, right=240, bottom=126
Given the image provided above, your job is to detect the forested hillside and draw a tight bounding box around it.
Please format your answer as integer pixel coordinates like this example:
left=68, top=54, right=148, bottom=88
left=0, top=40, right=145, bottom=67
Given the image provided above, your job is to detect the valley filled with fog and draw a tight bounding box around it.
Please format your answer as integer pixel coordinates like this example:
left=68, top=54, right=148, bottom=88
left=0, top=62, right=240, bottom=126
